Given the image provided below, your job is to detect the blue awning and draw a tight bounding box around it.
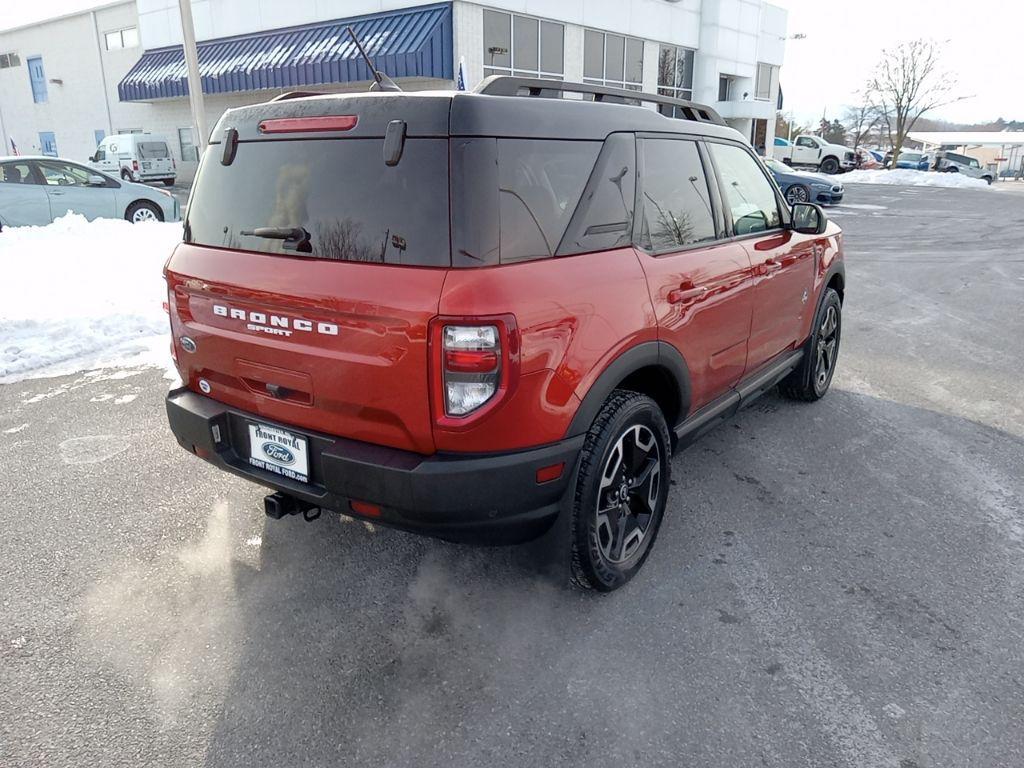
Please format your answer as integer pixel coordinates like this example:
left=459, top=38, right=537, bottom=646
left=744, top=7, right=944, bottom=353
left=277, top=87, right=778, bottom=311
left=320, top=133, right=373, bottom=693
left=118, top=2, right=452, bottom=102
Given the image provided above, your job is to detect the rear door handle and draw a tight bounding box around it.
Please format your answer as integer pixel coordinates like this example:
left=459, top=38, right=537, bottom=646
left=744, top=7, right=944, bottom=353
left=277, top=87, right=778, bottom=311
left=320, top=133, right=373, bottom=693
left=49, top=190, right=66, bottom=196
left=668, top=285, right=707, bottom=304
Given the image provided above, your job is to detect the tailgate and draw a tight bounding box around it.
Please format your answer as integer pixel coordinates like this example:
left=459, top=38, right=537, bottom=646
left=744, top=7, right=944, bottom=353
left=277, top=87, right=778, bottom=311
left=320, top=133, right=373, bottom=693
left=167, top=245, right=445, bottom=454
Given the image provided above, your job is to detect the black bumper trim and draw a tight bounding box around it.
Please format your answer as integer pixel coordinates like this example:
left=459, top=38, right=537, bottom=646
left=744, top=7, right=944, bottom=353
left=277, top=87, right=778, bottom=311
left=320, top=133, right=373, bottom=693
left=165, top=388, right=582, bottom=544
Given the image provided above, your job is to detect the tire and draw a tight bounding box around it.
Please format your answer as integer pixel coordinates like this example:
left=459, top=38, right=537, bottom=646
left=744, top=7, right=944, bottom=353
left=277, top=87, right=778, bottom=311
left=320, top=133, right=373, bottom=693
left=779, top=288, right=842, bottom=402
left=162, top=178, right=175, bottom=187
left=819, top=157, right=840, bottom=174
left=786, top=184, right=810, bottom=205
left=125, top=200, right=163, bottom=224
left=570, top=390, right=671, bottom=592
left=983, top=176, right=993, bottom=185
left=120, top=169, right=132, bottom=181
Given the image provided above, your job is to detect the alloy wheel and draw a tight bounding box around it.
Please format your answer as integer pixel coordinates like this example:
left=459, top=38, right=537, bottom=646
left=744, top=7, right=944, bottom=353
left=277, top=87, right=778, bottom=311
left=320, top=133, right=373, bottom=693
left=815, top=304, right=839, bottom=387
left=595, top=424, right=662, bottom=564
left=787, top=186, right=809, bottom=204
left=132, top=207, right=158, bottom=223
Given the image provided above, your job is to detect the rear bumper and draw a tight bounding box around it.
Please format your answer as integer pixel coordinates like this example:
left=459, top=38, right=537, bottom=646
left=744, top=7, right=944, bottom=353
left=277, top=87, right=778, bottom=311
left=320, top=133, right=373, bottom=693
left=165, top=387, right=581, bottom=544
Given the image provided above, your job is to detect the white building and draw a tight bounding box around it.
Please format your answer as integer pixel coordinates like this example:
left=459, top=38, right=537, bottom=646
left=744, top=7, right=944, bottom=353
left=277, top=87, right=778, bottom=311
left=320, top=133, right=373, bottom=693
left=0, top=0, right=787, bottom=181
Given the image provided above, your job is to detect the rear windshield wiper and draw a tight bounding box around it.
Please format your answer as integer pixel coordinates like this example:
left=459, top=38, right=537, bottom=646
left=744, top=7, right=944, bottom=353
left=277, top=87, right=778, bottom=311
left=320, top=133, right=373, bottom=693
left=240, top=226, right=312, bottom=253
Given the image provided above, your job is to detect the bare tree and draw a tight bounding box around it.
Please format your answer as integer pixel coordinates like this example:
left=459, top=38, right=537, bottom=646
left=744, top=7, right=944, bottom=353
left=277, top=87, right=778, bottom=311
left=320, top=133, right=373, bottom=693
left=866, top=39, right=967, bottom=167
left=844, top=94, right=882, bottom=154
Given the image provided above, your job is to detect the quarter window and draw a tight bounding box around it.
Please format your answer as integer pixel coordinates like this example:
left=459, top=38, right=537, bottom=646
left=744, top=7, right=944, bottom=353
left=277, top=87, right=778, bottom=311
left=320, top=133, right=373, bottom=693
left=638, top=139, right=716, bottom=252
left=708, top=143, right=782, bottom=236
left=583, top=31, right=643, bottom=90
left=657, top=44, right=695, bottom=116
left=482, top=10, right=564, bottom=80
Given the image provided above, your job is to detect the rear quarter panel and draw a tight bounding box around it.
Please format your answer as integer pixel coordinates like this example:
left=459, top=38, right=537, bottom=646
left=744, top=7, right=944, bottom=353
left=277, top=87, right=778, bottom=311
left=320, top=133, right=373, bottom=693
left=436, top=248, right=656, bottom=452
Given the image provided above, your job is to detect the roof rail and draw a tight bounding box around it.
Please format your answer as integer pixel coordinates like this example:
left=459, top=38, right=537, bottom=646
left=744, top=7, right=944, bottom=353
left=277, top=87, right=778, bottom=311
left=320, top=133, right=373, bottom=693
left=473, top=76, right=726, bottom=127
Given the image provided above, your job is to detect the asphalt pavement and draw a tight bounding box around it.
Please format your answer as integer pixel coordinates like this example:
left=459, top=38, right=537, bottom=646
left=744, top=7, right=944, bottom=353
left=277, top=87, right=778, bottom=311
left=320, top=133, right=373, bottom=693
left=1, top=184, right=1022, bottom=767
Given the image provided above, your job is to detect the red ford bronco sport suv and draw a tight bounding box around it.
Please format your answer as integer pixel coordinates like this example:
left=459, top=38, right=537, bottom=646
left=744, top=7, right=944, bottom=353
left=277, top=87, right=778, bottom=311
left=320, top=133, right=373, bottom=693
left=165, top=77, right=844, bottom=591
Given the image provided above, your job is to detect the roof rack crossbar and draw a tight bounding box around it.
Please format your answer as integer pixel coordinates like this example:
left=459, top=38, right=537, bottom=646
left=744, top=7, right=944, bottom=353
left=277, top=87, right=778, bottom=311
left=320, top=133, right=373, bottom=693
left=473, top=76, right=726, bottom=127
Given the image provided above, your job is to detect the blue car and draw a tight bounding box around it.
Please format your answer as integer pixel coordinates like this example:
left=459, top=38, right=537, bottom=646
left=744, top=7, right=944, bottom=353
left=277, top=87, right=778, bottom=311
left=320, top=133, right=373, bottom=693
left=884, top=150, right=930, bottom=170
left=762, top=157, right=844, bottom=205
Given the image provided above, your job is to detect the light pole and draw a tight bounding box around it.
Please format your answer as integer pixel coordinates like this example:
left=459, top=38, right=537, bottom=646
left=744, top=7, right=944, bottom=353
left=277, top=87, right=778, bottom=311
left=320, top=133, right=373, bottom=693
left=178, top=0, right=208, bottom=157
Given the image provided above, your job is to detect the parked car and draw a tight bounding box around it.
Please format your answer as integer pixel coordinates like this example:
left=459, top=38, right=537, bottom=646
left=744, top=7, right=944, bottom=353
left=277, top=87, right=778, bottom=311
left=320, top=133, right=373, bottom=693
left=0, top=155, right=179, bottom=228
left=883, top=150, right=930, bottom=170
left=164, top=77, right=845, bottom=592
left=774, top=134, right=856, bottom=174
left=763, top=157, right=844, bottom=205
left=88, top=133, right=176, bottom=186
left=855, top=148, right=882, bottom=169
left=936, top=151, right=994, bottom=184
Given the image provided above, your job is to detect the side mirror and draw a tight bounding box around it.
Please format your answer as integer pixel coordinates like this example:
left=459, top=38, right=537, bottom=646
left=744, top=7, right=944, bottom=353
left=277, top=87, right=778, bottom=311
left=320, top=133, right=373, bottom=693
left=88, top=154, right=96, bottom=163
left=791, top=202, right=827, bottom=235
left=87, top=174, right=106, bottom=187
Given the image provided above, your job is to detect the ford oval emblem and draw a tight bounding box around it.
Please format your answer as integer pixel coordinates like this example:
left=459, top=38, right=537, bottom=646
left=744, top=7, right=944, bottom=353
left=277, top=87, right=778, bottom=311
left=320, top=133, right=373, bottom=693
left=180, top=336, right=197, bottom=353
left=262, top=442, right=295, bottom=465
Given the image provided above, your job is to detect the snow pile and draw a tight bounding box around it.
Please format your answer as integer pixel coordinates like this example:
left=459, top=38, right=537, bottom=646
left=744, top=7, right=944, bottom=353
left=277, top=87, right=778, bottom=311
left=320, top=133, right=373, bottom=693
left=841, top=169, right=990, bottom=188
left=0, top=214, right=182, bottom=383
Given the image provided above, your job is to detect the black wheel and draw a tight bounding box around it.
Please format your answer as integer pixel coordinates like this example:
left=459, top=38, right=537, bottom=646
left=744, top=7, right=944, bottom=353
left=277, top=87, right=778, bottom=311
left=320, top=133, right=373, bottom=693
left=570, top=390, right=671, bottom=592
left=983, top=176, right=993, bottom=185
left=125, top=200, right=163, bottom=224
left=779, top=288, right=842, bottom=402
left=162, top=178, right=175, bottom=187
left=819, top=157, right=839, bottom=174
left=786, top=184, right=810, bottom=205
left=120, top=169, right=132, bottom=181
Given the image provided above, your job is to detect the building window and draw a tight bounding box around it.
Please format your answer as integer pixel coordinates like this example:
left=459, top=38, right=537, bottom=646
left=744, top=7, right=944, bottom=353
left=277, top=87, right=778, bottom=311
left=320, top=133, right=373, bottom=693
left=755, top=63, right=773, bottom=101
left=178, top=127, right=198, bottom=162
left=657, top=44, right=695, bottom=116
left=482, top=10, right=564, bottom=80
left=105, top=27, right=139, bottom=50
left=0, top=52, right=21, bottom=69
left=718, top=75, right=733, bottom=102
left=583, top=30, right=643, bottom=90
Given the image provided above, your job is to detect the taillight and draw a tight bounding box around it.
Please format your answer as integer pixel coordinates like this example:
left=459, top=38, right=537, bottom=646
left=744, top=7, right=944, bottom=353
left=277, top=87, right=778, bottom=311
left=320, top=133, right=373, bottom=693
left=443, top=325, right=500, bottom=416
left=430, top=316, right=518, bottom=424
left=132, top=160, right=139, bottom=171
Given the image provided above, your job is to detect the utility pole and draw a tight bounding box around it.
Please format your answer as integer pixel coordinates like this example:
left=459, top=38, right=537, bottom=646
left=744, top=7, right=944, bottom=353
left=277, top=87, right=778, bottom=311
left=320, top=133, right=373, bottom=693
left=178, top=0, right=208, bottom=156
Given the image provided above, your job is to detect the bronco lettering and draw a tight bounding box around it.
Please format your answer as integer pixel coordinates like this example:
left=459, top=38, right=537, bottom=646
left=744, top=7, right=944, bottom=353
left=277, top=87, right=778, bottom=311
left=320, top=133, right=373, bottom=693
left=213, top=304, right=339, bottom=337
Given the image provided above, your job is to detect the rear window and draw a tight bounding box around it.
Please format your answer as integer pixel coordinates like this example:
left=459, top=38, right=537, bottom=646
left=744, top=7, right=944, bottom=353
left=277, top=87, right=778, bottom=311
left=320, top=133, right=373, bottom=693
left=185, top=138, right=450, bottom=266
left=138, top=141, right=169, bottom=159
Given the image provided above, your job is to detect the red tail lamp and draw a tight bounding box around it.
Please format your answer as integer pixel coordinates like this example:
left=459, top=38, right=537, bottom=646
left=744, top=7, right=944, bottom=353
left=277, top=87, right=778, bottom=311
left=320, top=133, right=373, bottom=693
left=258, top=115, right=359, bottom=134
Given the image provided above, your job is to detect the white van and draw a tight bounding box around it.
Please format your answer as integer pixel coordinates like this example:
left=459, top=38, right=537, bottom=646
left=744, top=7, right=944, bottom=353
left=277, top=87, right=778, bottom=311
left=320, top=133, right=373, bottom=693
left=89, top=133, right=176, bottom=186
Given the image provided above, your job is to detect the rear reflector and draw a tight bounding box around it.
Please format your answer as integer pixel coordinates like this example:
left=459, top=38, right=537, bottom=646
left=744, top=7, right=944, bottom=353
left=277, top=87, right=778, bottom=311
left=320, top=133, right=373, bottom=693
left=258, top=115, right=358, bottom=134
left=349, top=500, right=381, bottom=518
left=536, top=462, right=565, bottom=484
left=444, top=349, right=498, bottom=373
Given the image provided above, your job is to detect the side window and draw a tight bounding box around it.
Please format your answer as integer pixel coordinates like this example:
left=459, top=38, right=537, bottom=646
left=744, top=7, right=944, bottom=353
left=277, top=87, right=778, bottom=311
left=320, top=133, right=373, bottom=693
left=94, top=149, right=106, bottom=161
left=38, top=162, right=91, bottom=187
left=0, top=162, right=37, bottom=184
left=497, top=139, right=599, bottom=263
left=637, top=138, right=716, bottom=252
left=708, top=142, right=782, bottom=236
left=796, top=136, right=817, bottom=149
left=558, top=133, right=636, bottom=256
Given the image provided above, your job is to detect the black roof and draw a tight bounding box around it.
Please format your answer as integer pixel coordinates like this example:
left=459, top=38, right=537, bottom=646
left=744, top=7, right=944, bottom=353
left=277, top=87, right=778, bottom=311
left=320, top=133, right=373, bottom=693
left=210, top=76, right=744, bottom=144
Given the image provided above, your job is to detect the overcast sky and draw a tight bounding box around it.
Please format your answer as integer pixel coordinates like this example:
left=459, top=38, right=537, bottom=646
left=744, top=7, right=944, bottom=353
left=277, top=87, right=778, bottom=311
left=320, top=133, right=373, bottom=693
left=4, top=0, right=1020, bottom=126
left=775, top=0, right=1023, bottom=125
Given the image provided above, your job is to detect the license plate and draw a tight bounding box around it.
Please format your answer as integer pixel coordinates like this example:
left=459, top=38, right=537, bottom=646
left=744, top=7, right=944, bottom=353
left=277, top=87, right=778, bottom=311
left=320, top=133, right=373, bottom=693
left=142, top=161, right=151, bottom=169
left=248, top=422, right=309, bottom=483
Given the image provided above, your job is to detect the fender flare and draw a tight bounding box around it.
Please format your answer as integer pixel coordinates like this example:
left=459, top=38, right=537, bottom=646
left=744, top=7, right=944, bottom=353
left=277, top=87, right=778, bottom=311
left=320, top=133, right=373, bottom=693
left=565, top=341, right=692, bottom=437
left=823, top=258, right=846, bottom=299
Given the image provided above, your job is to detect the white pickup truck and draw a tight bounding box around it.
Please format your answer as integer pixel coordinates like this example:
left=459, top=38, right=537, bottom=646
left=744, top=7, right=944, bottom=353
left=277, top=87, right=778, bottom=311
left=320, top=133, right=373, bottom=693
left=774, top=135, right=856, bottom=175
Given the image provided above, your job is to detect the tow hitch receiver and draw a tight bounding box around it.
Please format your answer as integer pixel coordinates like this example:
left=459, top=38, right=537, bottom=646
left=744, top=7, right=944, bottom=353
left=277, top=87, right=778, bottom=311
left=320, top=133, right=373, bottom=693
left=264, top=492, right=321, bottom=522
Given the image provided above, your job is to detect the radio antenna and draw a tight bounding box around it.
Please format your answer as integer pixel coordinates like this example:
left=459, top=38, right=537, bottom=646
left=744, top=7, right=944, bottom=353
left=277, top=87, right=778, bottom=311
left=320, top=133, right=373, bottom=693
left=347, top=27, right=402, bottom=92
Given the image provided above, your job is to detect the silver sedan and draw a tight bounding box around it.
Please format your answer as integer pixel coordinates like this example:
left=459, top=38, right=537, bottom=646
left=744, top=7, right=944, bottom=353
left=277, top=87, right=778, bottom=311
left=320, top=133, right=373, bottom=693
left=0, top=155, right=180, bottom=228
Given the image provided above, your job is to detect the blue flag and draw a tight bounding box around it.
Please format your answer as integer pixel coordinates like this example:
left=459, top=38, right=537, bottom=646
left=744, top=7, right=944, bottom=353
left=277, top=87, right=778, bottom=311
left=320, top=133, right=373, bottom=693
left=457, top=56, right=467, bottom=91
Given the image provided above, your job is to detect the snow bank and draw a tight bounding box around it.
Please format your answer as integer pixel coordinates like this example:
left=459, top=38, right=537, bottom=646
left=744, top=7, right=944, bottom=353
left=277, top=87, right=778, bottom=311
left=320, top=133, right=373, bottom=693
left=0, top=214, right=182, bottom=383
left=841, top=169, right=990, bottom=189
